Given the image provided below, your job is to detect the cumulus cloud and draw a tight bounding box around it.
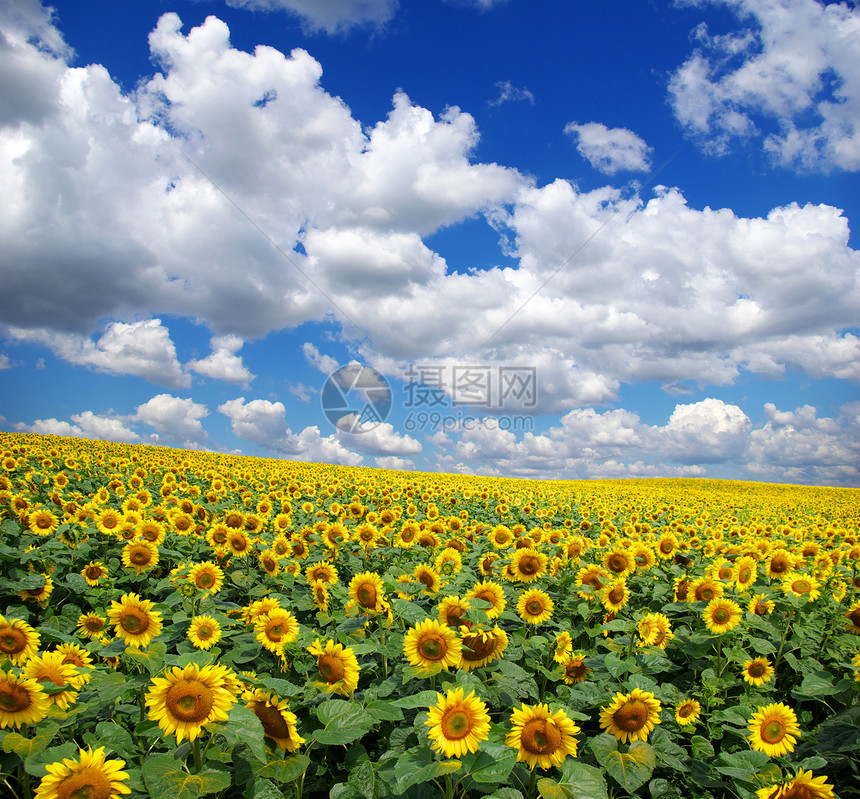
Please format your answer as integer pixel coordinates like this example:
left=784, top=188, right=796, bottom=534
left=669, top=0, right=860, bottom=171
left=135, top=393, right=210, bottom=449
left=335, top=420, right=422, bottom=456
left=302, top=342, right=339, bottom=375
left=375, top=455, right=415, bottom=470
left=15, top=410, right=140, bottom=443
left=187, top=335, right=254, bottom=386
left=5, top=320, right=189, bottom=388
left=564, top=122, right=652, bottom=173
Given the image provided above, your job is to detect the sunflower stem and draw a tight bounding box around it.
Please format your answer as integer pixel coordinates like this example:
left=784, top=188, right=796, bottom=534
left=772, top=610, right=795, bottom=675
left=527, top=766, right=538, bottom=799
left=192, top=737, right=202, bottom=774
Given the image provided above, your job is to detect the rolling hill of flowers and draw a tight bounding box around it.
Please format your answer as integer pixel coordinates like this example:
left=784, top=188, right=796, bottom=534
left=0, top=431, right=858, bottom=799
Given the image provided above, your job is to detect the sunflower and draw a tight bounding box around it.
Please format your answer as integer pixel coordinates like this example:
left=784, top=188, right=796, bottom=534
left=77, top=613, right=108, bottom=641
left=459, top=626, right=508, bottom=670
left=489, top=525, right=514, bottom=549
left=33, top=746, right=130, bottom=799
left=54, top=643, right=93, bottom=684
left=742, top=657, right=774, bottom=686
left=599, top=688, right=662, bottom=743
left=0, top=615, right=40, bottom=664
left=552, top=632, right=573, bottom=663
left=403, top=619, right=462, bottom=674
left=28, top=508, right=60, bottom=536
left=19, top=575, right=53, bottom=606
left=505, top=702, right=579, bottom=770
left=673, top=576, right=691, bottom=602
left=243, top=597, right=282, bottom=625
left=675, top=698, right=701, bottom=727
left=307, top=639, right=360, bottom=695
left=305, top=562, right=338, bottom=587
left=559, top=653, right=591, bottom=685
left=637, top=613, right=673, bottom=650
left=80, top=561, right=109, bottom=587
left=226, top=529, right=252, bottom=558
left=766, top=549, right=796, bottom=579
left=206, top=523, right=230, bottom=550
left=137, top=520, right=166, bottom=546
left=782, top=572, right=821, bottom=601
left=347, top=571, right=387, bottom=614
left=244, top=688, right=305, bottom=752
left=655, top=534, right=679, bottom=560
left=845, top=602, right=860, bottom=635
left=478, top=552, right=498, bottom=576
left=188, top=561, right=225, bottom=593
left=258, top=550, right=279, bottom=577
left=602, top=547, right=635, bottom=578
left=600, top=579, right=629, bottom=613
left=748, top=594, right=775, bottom=616
left=576, top=565, right=607, bottom=597
left=733, top=556, right=758, bottom=591
left=464, top=580, right=506, bottom=619
left=510, top=548, right=548, bottom=583
left=413, top=564, right=442, bottom=595
left=255, top=609, right=299, bottom=653
left=96, top=508, right=122, bottom=536
left=188, top=615, right=222, bottom=650
left=121, top=540, right=159, bottom=574
left=23, top=651, right=86, bottom=711
left=755, top=769, right=835, bottom=799
left=425, top=688, right=491, bottom=758
left=747, top=703, right=800, bottom=757
left=108, top=593, right=163, bottom=649
left=146, top=662, right=237, bottom=743
left=394, top=521, right=419, bottom=548
left=688, top=577, right=724, bottom=603
left=437, top=596, right=473, bottom=629
left=0, top=672, right=51, bottom=728
left=703, top=598, right=743, bottom=635
left=311, top=581, right=329, bottom=612
left=517, top=588, right=554, bottom=625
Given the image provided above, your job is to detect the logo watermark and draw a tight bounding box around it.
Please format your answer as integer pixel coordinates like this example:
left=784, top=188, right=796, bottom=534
left=321, top=362, right=537, bottom=434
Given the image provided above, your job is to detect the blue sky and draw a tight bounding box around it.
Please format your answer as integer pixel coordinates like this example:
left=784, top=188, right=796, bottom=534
left=1, top=0, right=858, bottom=485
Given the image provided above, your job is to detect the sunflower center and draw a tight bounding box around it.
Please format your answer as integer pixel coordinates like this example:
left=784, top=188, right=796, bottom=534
left=0, top=684, right=30, bottom=712
left=197, top=626, right=214, bottom=640
left=417, top=571, right=435, bottom=588
left=792, top=580, right=811, bottom=593
left=526, top=600, right=544, bottom=615
left=748, top=662, right=766, bottom=678
left=518, top=557, right=538, bottom=575
left=417, top=635, right=446, bottom=662
left=440, top=709, right=471, bottom=740
left=607, top=556, right=627, bottom=573
left=659, top=541, right=674, bottom=554
left=712, top=608, right=730, bottom=624
left=55, top=766, right=114, bottom=799
left=266, top=622, right=285, bottom=641
left=678, top=704, right=693, bottom=718
left=761, top=719, right=786, bottom=744
left=357, top=585, right=377, bottom=608
left=85, top=567, right=103, bottom=580
left=318, top=655, right=346, bottom=683
left=738, top=567, right=752, bottom=582
left=197, top=572, right=215, bottom=588
left=0, top=629, right=25, bottom=655
left=607, top=586, right=625, bottom=604
left=120, top=609, right=149, bottom=635
left=230, top=537, right=248, bottom=552
left=130, top=549, right=150, bottom=565
left=462, top=634, right=496, bottom=661
left=614, top=700, right=648, bottom=731
left=165, top=679, right=214, bottom=723
left=84, top=617, right=105, bottom=632
left=847, top=609, right=860, bottom=627
left=253, top=702, right=291, bottom=740
left=565, top=661, right=587, bottom=681
left=753, top=602, right=769, bottom=616
left=770, top=558, right=789, bottom=574
left=521, top=718, right=562, bottom=754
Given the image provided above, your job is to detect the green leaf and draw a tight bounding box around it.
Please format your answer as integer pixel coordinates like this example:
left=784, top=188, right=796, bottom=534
left=458, top=742, right=517, bottom=784
left=690, top=736, right=715, bottom=759
left=81, top=671, right=133, bottom=704
left=87, top=722, right=136, bottom=760
left=366, top=699, right=404, bottom=722
left=494, top=659, right=539, bottom=701
left=394, top=745, right=462, bottom=792
left=24, top=742, right=80, bottom=777
left=255, top=754, right=311, bottom=783
left=714, top=750, right=770, bottom=779
left=125, top=641, right=168, bottom=674
left=391, top=690, right=439, bottom=709
left=810, top=706, right=860, bottom=754
left=348, top=755, right=380, bottom=799
left=649, top=728, right=688, bottom=772
left=537, top=759, right=609, bottom=799
left=1, top=721, right=60, bottom=758
left=208, top=704, right=268, bottom=763
left=590, top=734, right=655, bottom=794
left=246, top=777, right=284, bottom=799
left=313, top=700, right=375, bottom=745
left=392, top=599, right=428, bottom=626
left=486, top=789, right=525, bottom=799
left=792, top=670, right=845, bottom=699
left=143, top=754, right=231, bottom=798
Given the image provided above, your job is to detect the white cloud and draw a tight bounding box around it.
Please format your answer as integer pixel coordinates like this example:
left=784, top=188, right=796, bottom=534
left=564, top=122, right=652, bottom=174
left=13, top=409, right=140, bottom=443
left=375, top=455, right=415, bottom=470
left=489, top=81, right=535, bottom=107
left=15, top=418, right=83, bottom=438
left=669, top=0, right=860, bottom=171
left=225, top=0, right=398, bottom=33
left=135, top=393, right=210, bottom=449
left=335, top=419, right=422, bottom=455
left=0, top=354, right=11, bottom=369
left=218, top=396, right=303, bottom=454
left=5, top=320, right=189, bottom=388
left=293, top=425, right=363, bottom=466
left=302, top=342, right=339, bottom=375
left=188, top=335, right=255, bottom=386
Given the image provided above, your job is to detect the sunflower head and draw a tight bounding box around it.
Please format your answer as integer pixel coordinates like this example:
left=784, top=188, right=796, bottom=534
left=33, top=746, right=130, bottom=799
left=425, top=688, right=491, bottom=758
left=517, top=588, right=555, bottom=625
left=244, top=688, right=305, bottom=752
left=403, top=618, right=462, bottom=675
left=307, top=639, right=360, bottom=695
left=747, top=702, right=800, bottom=758
left=0, top=672, right=51, bottom=729
left=505, top=702, right=580, bottom=770
left=674, top=698, right=701, bottom=727
left=0, top=615, right=40, bottom=665
left=599, top=688, right=662, bottom=743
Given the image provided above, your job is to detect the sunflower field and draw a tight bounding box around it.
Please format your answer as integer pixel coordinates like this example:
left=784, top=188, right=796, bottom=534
left=0, top=431, right=858, bottom=799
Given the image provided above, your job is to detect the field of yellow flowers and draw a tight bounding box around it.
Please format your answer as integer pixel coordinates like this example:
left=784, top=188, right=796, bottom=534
left=0, top=430, right=858, bottom=799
